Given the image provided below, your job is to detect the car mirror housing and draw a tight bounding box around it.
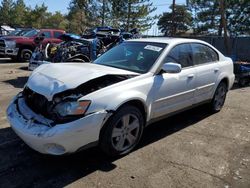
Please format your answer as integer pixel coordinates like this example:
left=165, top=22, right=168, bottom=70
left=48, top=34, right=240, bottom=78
left=161, top=62, right=182, bottom=73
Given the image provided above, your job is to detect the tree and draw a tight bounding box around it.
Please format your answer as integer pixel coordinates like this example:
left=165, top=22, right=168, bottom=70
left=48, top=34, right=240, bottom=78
left=157, top=5, right=192, bottom=36
left=227, top=0, right=250, bottom=36
left=111, top=0, right=157, bottom=32
left=98, top=0, right=112, bottom=26
left=67, top=0, right=100, bottom=34
left=46, top=12, right=68, bottom=30
left=189, top=0, right=250, bottom=36
left=188, top=0, right=221, bottom=35
left=0, top=0, right=14, bottom=25
left=26, top=3, right=49, bottom=28
left=12, top=0, right=28, bottom=27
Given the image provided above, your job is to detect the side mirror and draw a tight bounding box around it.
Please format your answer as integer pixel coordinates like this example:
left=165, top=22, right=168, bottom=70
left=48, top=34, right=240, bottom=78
left=161, top=62, right=182, bottom=73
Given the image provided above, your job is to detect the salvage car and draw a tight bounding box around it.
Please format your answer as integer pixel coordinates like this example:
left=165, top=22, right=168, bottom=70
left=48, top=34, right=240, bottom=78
left=0, top=29, right=65, bottom=61
left=28, top=27, right=134, bottom=71
left=7, top=38, right=235, bottom=156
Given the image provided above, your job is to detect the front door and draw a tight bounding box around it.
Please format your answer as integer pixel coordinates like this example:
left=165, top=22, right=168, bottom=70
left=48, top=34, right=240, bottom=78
left=151, top=43, right=196, bottom=119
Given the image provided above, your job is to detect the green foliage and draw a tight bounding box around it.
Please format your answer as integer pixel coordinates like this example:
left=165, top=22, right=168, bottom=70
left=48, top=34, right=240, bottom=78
left=189, top=0, right=250, bottom=36
left=111, top=0, right=157, bottom=31
left=157, top=5, right=192, bottom=36
left=0, top=0, right=14, bottom=25
left=0, top=0, right=249, bottom=36
left=67, top=0, right=100, bottom=34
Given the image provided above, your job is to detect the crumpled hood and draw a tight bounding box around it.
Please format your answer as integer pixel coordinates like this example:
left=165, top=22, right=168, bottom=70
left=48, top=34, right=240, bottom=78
left=27, top=63, right=138, bottom=100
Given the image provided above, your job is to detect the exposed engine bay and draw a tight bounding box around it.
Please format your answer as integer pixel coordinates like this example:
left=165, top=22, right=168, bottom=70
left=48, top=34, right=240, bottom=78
left=22, top=74, right=136, bottom=124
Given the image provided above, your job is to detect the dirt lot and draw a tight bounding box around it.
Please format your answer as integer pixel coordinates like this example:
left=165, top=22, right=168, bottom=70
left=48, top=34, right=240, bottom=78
left=0, top=59, right=249, bottom=188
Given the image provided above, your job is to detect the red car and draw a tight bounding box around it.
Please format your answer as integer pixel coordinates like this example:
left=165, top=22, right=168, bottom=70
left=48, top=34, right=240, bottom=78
left=0, top=29, right=65, bottom=61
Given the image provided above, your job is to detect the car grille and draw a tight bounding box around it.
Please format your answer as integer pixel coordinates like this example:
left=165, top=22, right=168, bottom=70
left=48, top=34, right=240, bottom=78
left=23, top=87, right=54, bottom=118
left=0, top=40, right=5, bottom=47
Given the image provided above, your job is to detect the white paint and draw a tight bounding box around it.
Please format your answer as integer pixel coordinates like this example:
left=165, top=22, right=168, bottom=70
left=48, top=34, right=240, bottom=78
left=7, top=38, right=235, bottom=155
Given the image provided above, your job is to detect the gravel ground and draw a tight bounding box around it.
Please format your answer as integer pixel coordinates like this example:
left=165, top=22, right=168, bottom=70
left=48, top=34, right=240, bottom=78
left=0, top=59, right=249, bottom=188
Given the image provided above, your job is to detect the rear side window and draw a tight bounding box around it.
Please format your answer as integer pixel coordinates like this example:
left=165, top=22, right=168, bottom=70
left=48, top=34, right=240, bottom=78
left=165, top=44, right=193, bottom=68
left=54, top=31, right=63, bottom=38
left=191, top=43, right=218, bottom=65
left=41, top=31, right=52, bottom=38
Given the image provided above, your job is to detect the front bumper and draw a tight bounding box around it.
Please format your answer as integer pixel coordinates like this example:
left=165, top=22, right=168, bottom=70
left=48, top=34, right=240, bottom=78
left=0, top=47, right=19, bottom=56
left=6, top=95, right=108, bottom=155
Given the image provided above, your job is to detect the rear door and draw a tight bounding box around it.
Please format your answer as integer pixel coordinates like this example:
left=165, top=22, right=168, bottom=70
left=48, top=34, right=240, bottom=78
left=191, top=43, right=220, bottom=103
left=151, top=43, right=196, bottom=118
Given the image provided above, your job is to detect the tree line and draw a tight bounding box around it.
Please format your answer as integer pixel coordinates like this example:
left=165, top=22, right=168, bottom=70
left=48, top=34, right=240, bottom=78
left=1, top=0, right=249, bottom=36
left=0, top=0, right=157, bottom=34
left=157, top=0, right=250, bottom=37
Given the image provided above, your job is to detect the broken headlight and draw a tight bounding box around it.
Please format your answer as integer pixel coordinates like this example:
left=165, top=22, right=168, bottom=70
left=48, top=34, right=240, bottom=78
left=54, top=100, right=91, bottom=117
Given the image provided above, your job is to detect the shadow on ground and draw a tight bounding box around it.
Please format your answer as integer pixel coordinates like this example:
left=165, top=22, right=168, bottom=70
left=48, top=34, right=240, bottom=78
left=19, top=66, right=29, bottom=71
left=3, top=76, right=28, bottom=88
left=231, top=84, right=250, bottom=90
left=0, top=105, right=212, bottom=188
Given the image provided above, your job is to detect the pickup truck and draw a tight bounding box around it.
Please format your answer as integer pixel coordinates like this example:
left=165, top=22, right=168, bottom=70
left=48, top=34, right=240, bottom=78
left=0, top=29, right=65, bottom=61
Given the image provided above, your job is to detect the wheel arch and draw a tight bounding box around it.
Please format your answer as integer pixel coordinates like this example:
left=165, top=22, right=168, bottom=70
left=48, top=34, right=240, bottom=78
left=220, top=77, right=229, bottom=90
left=114, top=99, right=148, bottom=125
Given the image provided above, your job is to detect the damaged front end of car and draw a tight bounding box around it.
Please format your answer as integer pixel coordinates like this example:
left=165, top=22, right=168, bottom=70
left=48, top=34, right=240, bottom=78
left=6, top=73, right=136, bottom=155
left=22, top=74, right=133, bottom=124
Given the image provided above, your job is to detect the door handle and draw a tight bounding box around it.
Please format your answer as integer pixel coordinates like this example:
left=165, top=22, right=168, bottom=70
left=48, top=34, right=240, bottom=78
left=214, top=68, right=219, bottom=73
left=187, top=74, right=194, bottom=79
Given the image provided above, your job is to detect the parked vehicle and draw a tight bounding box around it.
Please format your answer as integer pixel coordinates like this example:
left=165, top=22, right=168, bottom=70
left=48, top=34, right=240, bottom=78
left=7, top=38, right=235, bottom=156
left=6, top=28, right=34, bottom=37
left=0, top=29, right=65, bottom=61
left=29, top=33, right=98, bottom=70
left=0, top=25, right=15, bottom=36
left=234, top=61, right=250, bottom=87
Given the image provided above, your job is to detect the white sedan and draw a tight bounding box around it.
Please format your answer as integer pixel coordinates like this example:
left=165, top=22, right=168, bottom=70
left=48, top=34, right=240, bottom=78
left=7, top=38, right=235, bottom=156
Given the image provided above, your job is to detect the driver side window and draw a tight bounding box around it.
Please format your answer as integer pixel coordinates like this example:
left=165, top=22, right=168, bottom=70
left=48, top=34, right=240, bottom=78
left=165, top=44, right=193, bottom=68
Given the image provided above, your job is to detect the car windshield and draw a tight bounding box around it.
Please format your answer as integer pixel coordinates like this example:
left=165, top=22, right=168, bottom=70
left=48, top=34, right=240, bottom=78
left=23, top=29, right=40, bottom=37
left=8, top=30, right=21, bottom=36
left=94, top=42, right=167, bottom=73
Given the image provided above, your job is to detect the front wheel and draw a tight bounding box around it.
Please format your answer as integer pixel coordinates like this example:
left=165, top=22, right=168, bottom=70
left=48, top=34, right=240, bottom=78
left=100, top=105, right=144, bottom=157
left=210, top=82, right=228, bottom=112
left=18, top=49, right=33, bottom=62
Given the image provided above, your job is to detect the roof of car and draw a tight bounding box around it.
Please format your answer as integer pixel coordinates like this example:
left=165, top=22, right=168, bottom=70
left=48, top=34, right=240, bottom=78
left=128, top=37, right=204, bottom=44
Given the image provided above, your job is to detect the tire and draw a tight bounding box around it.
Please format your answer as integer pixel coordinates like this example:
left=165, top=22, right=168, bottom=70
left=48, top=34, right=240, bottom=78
left=210, top=82, right=228, bottom=112
left=18, top=49, right=33, bottom=62
left=238, top=78, right=249, bottom=87
left=100, top=105, right=144, bottom=157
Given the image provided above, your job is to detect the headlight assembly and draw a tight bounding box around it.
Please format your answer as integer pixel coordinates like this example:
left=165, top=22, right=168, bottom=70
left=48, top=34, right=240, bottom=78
left=55, top=100, right=91, bottom=117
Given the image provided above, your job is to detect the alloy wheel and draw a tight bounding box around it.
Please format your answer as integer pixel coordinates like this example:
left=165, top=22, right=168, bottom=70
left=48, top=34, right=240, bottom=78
left=111, top=114, right=140, bottom=152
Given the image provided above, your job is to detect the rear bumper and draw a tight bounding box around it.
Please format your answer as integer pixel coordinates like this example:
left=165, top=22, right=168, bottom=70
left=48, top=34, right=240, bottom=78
left=6, top=95, right=108, bottom=155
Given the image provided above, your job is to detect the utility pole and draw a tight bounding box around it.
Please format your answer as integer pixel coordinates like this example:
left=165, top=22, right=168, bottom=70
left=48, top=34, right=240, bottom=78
left=219, top=0, right=230, bottom=55
left=171, top=0, right=176, bottom=36
left=127, top=0, right=131, bottom=31
left=101, top=0, right=105, bottom=26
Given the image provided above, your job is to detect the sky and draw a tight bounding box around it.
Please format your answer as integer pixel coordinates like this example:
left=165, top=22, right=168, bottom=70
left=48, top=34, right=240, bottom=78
left=1, top=0, right=187, bottom=35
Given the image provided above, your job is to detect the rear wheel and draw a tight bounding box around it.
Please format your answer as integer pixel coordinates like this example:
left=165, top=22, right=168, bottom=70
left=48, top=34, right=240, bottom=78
left=210, top=82, right=228, bottom=112
left=100, top=105, right=144, bottom=156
